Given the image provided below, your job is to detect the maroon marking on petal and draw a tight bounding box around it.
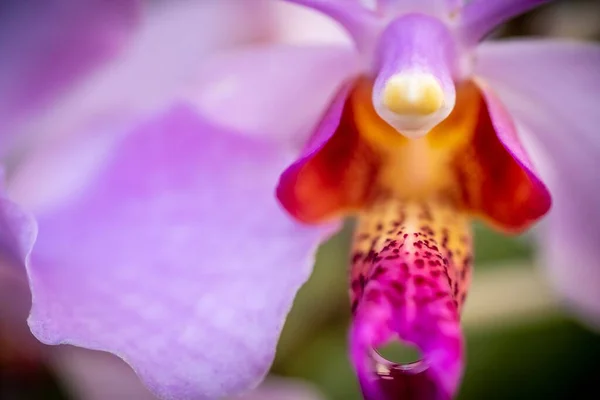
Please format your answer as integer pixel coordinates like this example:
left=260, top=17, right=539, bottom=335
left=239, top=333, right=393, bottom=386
left=350, top=198, right=471, bottom=400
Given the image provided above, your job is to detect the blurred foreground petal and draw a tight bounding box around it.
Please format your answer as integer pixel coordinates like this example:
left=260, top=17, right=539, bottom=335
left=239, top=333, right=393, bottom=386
left=7, top=0, right=273, bottom=157
left=187, top=45, right=359, bottom=146
left=476, top=40, right=600, bottom=328
left=25, top=106, right=333, bottom=399
left=0, top=0, right=140, bottom=150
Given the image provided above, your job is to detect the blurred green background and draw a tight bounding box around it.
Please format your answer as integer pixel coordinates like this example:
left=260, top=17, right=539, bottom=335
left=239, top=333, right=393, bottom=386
left=2, top=0, right=600, bottom=399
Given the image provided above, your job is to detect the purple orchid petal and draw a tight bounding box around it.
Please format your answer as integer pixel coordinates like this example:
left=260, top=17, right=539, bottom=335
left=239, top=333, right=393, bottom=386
left=377, top=0, right=459, bottom=19
left=457, top=81, right=551, bottom=232
left=0, top=0, right=140, bottom=151
left=278, top=79, right=412, bottom=225
left=372, top=14, right=457, bottom=136
left=459, top=0, right=551, bottom=45
left=5, top=1, right=276, bottom=191
left=23, top=105, right=333, bottom=399
left=279, top=0, right=381, bottom=50
left=272, top=1, right=354, bottom=45
left=475, top=39, right=600, bottom=328
left=52, top=1, right=276, bottom=119
left=187, top=45, right=360, bottom=147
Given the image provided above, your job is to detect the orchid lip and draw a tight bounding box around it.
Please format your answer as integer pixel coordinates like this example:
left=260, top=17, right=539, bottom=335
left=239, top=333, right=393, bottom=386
left=361, top=351, right=448, bottom=400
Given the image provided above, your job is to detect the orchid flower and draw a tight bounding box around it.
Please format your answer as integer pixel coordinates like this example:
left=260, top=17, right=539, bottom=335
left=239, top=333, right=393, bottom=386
left=1, top=1, right=599, bottom=400
left=191, top=0, right=599, bottom=397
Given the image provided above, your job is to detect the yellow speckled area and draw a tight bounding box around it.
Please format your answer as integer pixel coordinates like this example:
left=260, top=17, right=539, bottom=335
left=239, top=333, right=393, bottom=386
left=350, top=196, right=472, bottom=317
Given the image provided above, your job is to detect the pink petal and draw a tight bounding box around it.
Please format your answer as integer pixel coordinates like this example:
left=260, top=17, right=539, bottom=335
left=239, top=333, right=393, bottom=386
left=9, top=1, right=280, bottom=218
left=278, top=1, right=459, bottom=51
left=279, top=0, right=381, bottom=48
left=378, top=0, right=459, bottom=19
left=276, top=81, right=363, bottom=224
left=271, top=1, right=353, bottom=45
left=24, top=106, right=332, bottom=399
left=186, top=45, right=360, bottom=146
left=8, top=1, right=274, bottom=159
left=459, top=1, right=551, bottom=45
left=471, top=79, right=551, bottom=231
left=67, top=1, right=276, bottom=115
left=0, top=0, right=140, bottom=151
left=475, top=39, right=600, bottom=327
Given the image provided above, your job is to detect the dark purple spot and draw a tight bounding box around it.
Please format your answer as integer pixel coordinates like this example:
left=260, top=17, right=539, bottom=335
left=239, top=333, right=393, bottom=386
left=391, top=282, right=406, bottom=294
left=352, top=252, right=364, bottom=264
left=359, top=275, right=366, bottom=289
left=414, top=276, right=426, bottom=286
left=372, top=266, right=387, bottom=279
left=365, top=250, right=377, bottom=262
